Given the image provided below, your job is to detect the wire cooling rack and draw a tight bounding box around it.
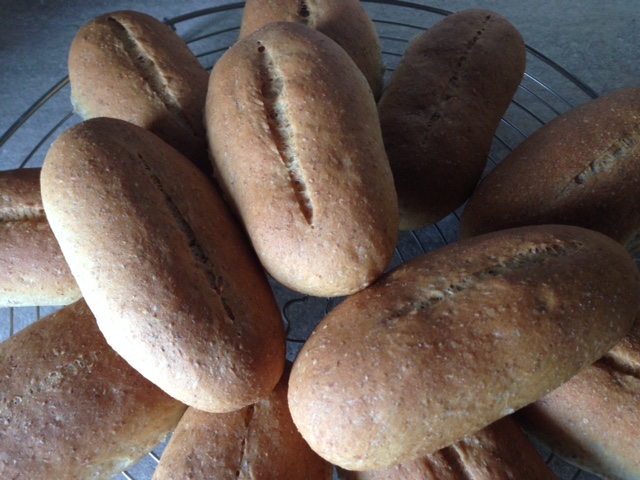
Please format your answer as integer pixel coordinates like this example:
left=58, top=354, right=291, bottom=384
left=0, top=2, right=604, bottom=479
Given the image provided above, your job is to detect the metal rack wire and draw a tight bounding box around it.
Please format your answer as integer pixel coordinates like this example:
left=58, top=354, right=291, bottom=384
left=0, top=2, right=602, bottom=479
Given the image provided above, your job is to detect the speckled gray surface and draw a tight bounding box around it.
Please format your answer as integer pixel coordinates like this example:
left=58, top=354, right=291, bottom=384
left=0, top=1, right=638, bottom=479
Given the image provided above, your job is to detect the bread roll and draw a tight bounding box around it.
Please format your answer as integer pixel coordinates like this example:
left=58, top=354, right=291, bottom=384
left=288, top=224, right=640, bottom=471
left=459, top=86, right=640, bottom=253
left=0, top=168, right=80, bottom=306
left=516, top=316, right=640, bottom=480
left=239, top=0, right=384, bottom=99
left=0, top=299, right=187, bottom=479
left=206, top=22, right=398, bottom=297
left=342, top=417, right=557, bottom=480
left=40, top=117, right=286, bottom=413
left=68, top=10, right=211, bottom=173
left=377, top=9, right=526, bottom=231
left=153, top=365, right=332, bottom=480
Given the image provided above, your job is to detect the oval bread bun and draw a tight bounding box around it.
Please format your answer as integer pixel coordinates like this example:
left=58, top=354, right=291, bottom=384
left=68, top=10, right=211, bottom=173
left=206, top=21, right=398, bottom=297
left=0, top=299, right=187, bottom=479
left=40, top=117, right=286, bottom=413
left=239, top=0, right=384, bottom=98
left=288, top=224, right=640, bottom=471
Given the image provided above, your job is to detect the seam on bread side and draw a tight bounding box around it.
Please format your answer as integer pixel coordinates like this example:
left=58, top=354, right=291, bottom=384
left=257, top=42, right=314, bottom=227
left=106, top=16, right=200, bottom=138
left=440, top=444, right=474, bottom=479
left=424, top=14, right=493, bottom=129
left=0, top=206, right=45, bottom=222
left=236, top=404, right=256, bottom=477
left=600, top=350, right=640, bottom=380
left=393, top=240, right=583, bottom=319
left=555, top=128, right=640, bottom=200
left=136, top=153, right=236, bottom=322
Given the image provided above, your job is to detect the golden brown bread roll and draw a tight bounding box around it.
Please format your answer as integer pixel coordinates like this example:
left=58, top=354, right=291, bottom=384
left=206, top=21, right=398, bottom=297
left=153, top=365, right=333, bottom=480
left=40, top=117, right=286, bottom=413
left=0, top=168, right=80, bottom=306
left=516, top=316, right=640, bottom=480
left=68, top=10, right=211, bottom=173
left=0, top=299, right=187, bottom=479
left=342, top=417, right=557, bottom=480
left=459, top=86, right=640, bottom=252
left=377, top=9, right=526, bottom=231
left=288, top=224, right=640, bottom=471
left=239, top=0, right=384, bottom=99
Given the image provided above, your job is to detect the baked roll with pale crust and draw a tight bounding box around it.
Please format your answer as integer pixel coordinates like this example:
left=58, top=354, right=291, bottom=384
left=0, top=299, right=187, bottom=479
left=206, top=22, right=398, bottom=298
left=288, top=224, right=640, bottom=471
left=378, top=9, right=526, bottom=230
left=153, top=365, right=332, bottom=480
left=41, top=117, right=286, bottom=413
left=0, top=168, right=80, bottom=306
left=240, top=0, right=385, bottom=99
left=68, top=11, right=211, bottom=173
left=342, top=416, right=557, bottom=480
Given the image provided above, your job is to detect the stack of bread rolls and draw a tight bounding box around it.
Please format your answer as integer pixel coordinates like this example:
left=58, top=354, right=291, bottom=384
left=458, top=84, right=640, bottom=479
left=2, top=3, right=640, bottom=479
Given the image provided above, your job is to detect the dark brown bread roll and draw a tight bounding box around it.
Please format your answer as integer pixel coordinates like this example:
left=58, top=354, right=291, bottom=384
left=288, top=224, right=640, bottom=471
left=377, top=9, right=526, bottom=230
left=68, top=11, right=211, bottom=173
left=153, top=366, right=333, bottom=480
left=240, top=0, right=384, bottom=99
left=342, top=417, right=557, bottom=480
left=459, top=86, right=640, bottom=253
left=516, top=316, right=640, bottom=480
left=40, top=117, right=286, bottom=413
left=0, top=299, right=187, bottom=479
left=206, top=22, right=398, bottom=297
left=0, top=168, right=80, bottom=306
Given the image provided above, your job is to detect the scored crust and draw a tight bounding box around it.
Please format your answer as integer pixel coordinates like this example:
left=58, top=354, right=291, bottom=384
left=40, top=117, right=286, bottom=413
left=0, top=168, right=81, bottom=306
left=68, top=10, right=211, bottom=172
left=288, top=224, right=640, bottom=470
left=153, top=366, right=332, bottom=480
left=206, top=22, right=398, bottom=297
left=342, top=416, right=556, bottom=480
left=460, top=87, right=640, bottom=243
left=0, top=299, right=187, bottom=479
left=377, top=9, right=526, bottom=230
left=240, top=0, right=384, bottom=98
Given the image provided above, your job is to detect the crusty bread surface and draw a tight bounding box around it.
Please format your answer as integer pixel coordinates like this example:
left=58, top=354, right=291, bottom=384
left=342, top=416, right=557, bottom=480
left=68, top=10, right=211, bottom=172
left=239, top=0, right=384, bottom=98
left=517, top=316, right=640, bottom=480
left=288, top=224, right=640, bottom=471
left=0, top=168, right=81, bottom=306
left=206, top=21, right=398, bottom=297
left=377, top=9, right=526, bottom=230
left=460, top=86, right=640, bottom=249
left=40, top=117, right=286, bottom=413
left=153, top=366, right=332, bottom=480
left=0, top=299, right=187, bottom=479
